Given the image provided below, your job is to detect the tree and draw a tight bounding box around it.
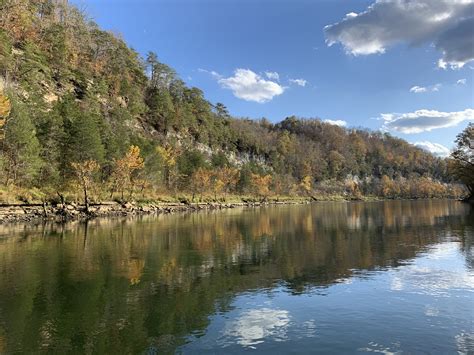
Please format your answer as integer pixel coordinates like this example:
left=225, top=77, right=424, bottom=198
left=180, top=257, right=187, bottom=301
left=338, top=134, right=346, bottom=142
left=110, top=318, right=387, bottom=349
left=191, top=168, right=212, bottom=201
left=251, top=174, right=272, bottom=202
left=328, top=150, right=345, bottom=179
left=61, top=99, right=105, bottom=177
left=216, top=167, right=239, bottom=201
left=214, top=103, right=230, bottom=119
left=449, top=123, right=474, bottom=201
left=0, top=91, right=10, bottom=139
left=71, top=160, right=99, bottom=211
left=300, top=175, right=312, bottom=196
left=2, top=99, right=42, bottom=185
left=146, top=87, right=175, bottom=133
left=110, top=145, right=145, bottom=200
left=156, top=144, right=179, bottom=191
left=380, top=175, right=400, bottom=198
left=177, top=150, right=206, bottom=175
left=35, top=104, right=64, bottom=189
left=146, top=51, right=158, bottom=83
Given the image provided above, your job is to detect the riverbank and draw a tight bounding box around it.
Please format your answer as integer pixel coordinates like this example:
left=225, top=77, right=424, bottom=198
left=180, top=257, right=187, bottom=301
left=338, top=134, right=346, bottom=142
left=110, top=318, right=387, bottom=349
left=0, top=198, right=317, bottom=224
left=1, top=194, right=467, bottom=224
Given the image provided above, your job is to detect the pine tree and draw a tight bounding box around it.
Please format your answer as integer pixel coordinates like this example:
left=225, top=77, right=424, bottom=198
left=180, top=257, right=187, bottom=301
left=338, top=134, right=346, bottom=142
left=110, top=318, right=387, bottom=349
left=35, top=104, right=64, bottom=188
left=61, top=98, right=105, bottom=177
left=2, top=99, right=42, bottom=185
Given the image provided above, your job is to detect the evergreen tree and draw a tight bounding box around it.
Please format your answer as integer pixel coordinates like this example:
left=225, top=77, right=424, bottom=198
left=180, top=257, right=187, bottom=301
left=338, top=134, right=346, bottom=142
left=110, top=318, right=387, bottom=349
left=35, top=104, right=64, bottom=188
left=146, top=87, right=175, bottom=133
left=60, top=98, right=105, bottom=177
left=2, top=99, right=42, bottom=185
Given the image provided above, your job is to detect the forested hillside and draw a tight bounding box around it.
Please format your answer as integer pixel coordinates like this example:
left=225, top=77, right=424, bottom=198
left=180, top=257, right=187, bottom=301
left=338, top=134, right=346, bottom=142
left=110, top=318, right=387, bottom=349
left=0, top=0, right=464, bottom=204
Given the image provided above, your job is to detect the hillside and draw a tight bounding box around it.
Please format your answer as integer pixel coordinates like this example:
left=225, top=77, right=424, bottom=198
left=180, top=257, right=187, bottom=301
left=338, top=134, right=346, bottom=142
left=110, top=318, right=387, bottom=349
left=0, top=0, right=464, bottom=204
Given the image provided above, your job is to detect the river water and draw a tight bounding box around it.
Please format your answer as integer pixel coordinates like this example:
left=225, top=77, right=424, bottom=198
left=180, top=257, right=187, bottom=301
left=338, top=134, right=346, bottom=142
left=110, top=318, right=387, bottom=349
left=0, top=200, right=472, bottom=353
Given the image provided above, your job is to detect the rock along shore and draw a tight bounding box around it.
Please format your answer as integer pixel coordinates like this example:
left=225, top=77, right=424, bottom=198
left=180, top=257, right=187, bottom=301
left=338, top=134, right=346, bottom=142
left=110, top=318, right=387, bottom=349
left=0, top=200, right=312, bottom=224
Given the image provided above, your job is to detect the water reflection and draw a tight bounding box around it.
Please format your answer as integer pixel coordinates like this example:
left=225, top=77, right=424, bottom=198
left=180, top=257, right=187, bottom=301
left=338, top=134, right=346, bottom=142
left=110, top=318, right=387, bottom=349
left=223, top=308, right=290, bottom=347
left=0, top=200, right=471, bottom=353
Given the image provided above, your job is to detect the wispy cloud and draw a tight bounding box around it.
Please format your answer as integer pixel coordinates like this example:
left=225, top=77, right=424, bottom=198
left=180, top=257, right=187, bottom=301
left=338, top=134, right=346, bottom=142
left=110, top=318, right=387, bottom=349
left=414, top=141, right=451, bottom=157
left=198, top=68, right=222, bottom=79
left=324, top=0, right=474, bottom=69
left=409, top=84, right=441, bottom=93
left=456, top=78, right=467, bottom=85
left=265, top=71, right=280, bottom=81
left=289, top=78, right=308, bottom=87
left=381, top=108, right=474, bottom=134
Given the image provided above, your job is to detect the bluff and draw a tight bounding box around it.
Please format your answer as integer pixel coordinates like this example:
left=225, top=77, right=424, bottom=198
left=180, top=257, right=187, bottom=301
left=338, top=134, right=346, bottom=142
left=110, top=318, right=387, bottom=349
left=0, top=0, right=463, bottom=204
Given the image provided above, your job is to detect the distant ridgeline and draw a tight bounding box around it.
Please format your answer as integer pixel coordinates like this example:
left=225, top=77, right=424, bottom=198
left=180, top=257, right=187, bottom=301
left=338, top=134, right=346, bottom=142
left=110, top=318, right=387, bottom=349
left=0, top=0, right=466, bottom=204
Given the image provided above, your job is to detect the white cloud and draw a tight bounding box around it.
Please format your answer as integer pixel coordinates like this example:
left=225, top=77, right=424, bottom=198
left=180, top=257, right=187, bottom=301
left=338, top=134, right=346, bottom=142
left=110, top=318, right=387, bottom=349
left=457, top=78, right=467, bottom=85
left=198, top=68, right=222, bottom=79
left=410, top=86, right=427, bottom=93
left=323, top=119, right=347, bottom=127
left=409, top=84, right=441, bottom=93
left=289, top=78, right=308, bottom=87
left=265, top=71, right=280, bottom=81
left=324, top=0, right=474, bottom=69
left=218, top=69, right=285, bottom=103
left=414, top=141, right=451, bottom=157
left=381, top=108, right=474, bottom=134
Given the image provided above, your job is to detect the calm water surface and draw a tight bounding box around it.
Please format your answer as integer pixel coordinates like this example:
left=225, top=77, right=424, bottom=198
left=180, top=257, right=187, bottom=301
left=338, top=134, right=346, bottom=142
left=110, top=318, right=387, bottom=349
left=0, top=200, right=472, bottom=354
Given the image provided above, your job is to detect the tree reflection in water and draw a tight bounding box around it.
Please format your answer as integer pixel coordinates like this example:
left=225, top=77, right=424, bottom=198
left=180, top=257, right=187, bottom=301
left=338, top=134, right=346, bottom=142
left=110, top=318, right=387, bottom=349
left=0, top=200, right=471, bottom=353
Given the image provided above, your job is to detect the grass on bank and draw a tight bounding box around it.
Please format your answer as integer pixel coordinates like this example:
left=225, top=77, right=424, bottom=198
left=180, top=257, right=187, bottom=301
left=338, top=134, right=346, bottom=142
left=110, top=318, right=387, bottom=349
left=0, top=184, right=464, bottom=207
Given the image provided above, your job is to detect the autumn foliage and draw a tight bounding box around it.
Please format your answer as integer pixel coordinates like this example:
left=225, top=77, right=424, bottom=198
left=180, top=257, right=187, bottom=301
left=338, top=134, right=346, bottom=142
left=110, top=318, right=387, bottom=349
left=0, top=0, right=466, bottom=204
left=111, top=145, right=144, bottom=200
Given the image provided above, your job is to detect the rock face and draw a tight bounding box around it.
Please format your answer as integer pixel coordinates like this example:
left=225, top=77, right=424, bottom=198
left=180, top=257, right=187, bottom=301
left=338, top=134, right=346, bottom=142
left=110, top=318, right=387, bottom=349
left=0, top=200, right=310, bottom=224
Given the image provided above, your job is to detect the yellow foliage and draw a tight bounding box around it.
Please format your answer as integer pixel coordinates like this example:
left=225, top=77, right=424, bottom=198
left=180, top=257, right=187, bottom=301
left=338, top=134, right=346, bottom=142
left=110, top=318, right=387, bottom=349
left=71, top=160, right=99, bottom=183
left=215, top=167, right=239, bottom=199
left=192, top=168, right=212, bottom=198
left=0, top=92, right=10, bottom=119
left=380, top=175, right=399, bottom=198
left=111, top=145, right=144, bottom=199
left=300, top=175, right=312, bottom=194
left=251, top=173, right=272, bottom=199
left=156, top=145, right=177, bottom=168
left=213, top=178, right=225, bottom=198
left=156, top=145, right=180, bottom=189
left=0, top=91, right=11, bottom=139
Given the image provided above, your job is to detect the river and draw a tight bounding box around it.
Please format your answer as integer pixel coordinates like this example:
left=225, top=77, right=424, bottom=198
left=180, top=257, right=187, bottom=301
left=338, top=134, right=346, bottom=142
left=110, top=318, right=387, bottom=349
left=0, top=200, right=472, bottom=353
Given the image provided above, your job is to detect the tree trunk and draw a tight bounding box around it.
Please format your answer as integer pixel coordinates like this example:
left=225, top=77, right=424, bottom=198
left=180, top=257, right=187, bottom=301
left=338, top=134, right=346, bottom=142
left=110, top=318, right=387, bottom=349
left=83, top=186, right=89, bottom=212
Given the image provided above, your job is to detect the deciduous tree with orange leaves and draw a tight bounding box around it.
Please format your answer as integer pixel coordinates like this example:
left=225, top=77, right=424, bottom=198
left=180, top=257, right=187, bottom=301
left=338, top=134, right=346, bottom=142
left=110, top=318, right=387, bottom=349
left=215, top=167, right=239, bottom=201
left=192, top=167, right=212, bottom=201
left=251, top=173, right=272, bottom=202
left=0, top=91, right=11, bottom=139
left=110, top=145, right=144, bottom=201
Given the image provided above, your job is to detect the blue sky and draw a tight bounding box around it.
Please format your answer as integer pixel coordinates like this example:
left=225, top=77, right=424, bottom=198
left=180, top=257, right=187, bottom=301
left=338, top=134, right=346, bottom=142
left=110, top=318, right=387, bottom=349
left=72, top=0, right=473, bottom=155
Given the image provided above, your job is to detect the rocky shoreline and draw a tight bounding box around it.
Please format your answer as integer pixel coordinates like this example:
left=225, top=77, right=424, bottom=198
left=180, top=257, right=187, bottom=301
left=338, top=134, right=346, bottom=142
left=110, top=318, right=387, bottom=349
left=0, top=200, right=312, bottom=224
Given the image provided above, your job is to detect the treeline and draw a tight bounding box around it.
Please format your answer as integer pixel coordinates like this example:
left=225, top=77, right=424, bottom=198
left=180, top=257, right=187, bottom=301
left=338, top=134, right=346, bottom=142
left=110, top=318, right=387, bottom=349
left=0, top=0, right=465, bottom=205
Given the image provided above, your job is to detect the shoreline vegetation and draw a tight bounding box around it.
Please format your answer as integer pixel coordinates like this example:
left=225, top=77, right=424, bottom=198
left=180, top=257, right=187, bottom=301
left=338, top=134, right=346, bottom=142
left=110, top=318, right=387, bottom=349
left=0, top=195, right=465, bottom=224
left=0, top=197, right=307, bottom=224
